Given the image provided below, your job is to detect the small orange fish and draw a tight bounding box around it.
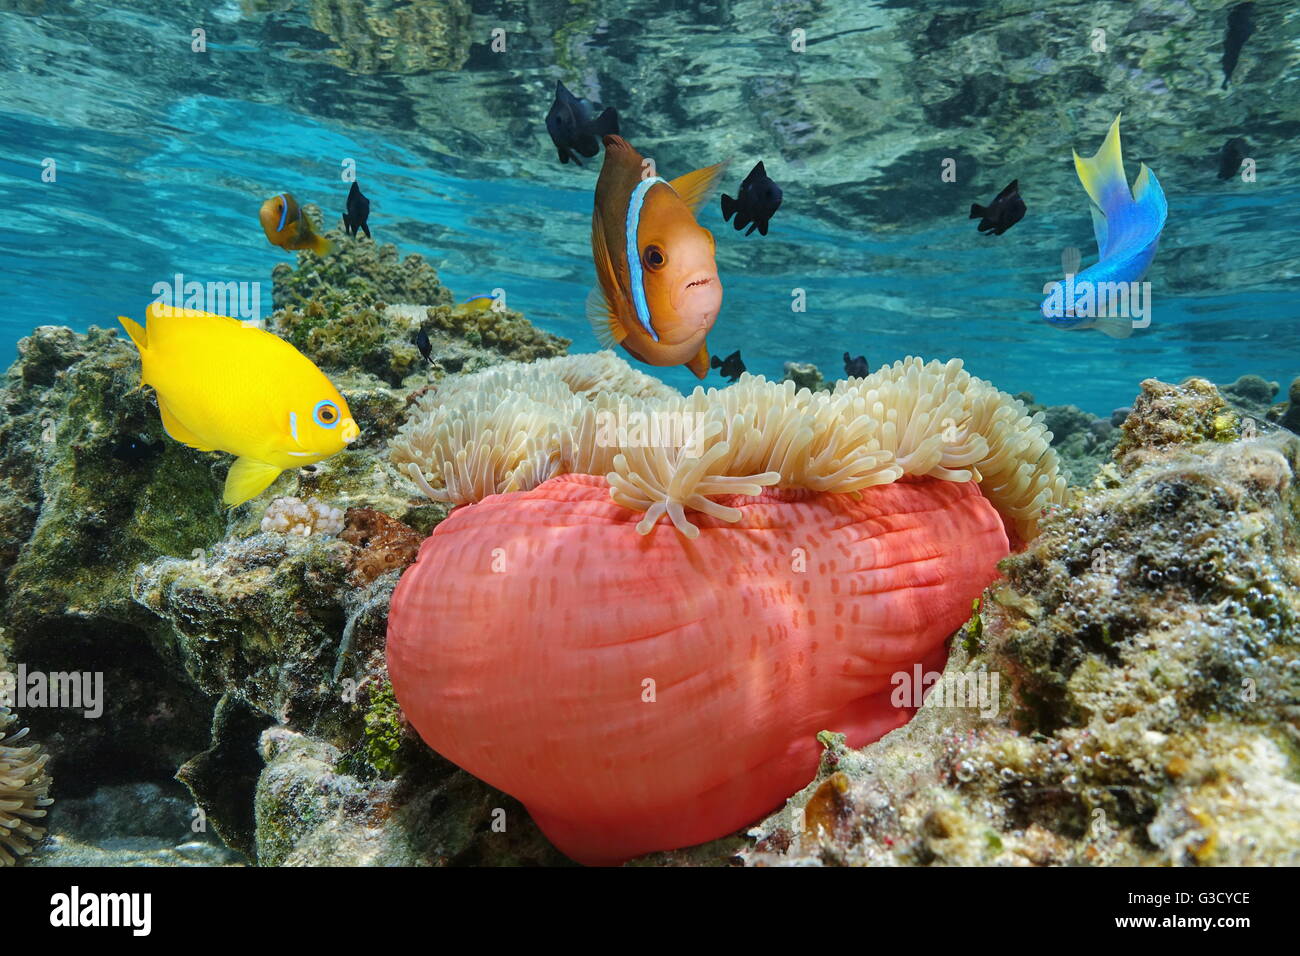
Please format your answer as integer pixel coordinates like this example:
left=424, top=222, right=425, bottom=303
left=589, top=135, right=727, bottom=379
left=259, top=192, right=331, bottom=256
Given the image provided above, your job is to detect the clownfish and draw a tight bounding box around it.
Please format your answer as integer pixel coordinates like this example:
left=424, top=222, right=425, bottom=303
left=589, top=135, right=728, bottom=379
left=117, top=303, right=359, bottom=506
left=259, top=192, right=332, bottom=256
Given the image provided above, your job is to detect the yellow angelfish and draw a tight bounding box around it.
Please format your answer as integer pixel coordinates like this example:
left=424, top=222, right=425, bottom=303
left=117, top=303, right=360, bottom=506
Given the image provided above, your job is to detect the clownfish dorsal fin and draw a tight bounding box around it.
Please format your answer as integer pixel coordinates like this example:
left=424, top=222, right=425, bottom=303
left=589, top=204, right=628, bottom=347
left=601, top=134, right=637, bottom=157
left=669, top=160, right=730, bottom=216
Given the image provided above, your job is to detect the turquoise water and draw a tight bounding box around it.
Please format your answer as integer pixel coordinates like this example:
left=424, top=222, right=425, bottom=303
left=1, top=0, right=1297, bottom=413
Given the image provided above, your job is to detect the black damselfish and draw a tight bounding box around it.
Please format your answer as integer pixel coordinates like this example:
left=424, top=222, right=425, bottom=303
left=1222, top=2, right=1255, bottom=88
left=343, top=181, right=371, bottom=239
left=721, top=161, right=782, bottom=236
left=970, top=180, right=1025, bottom=236
left=843, top=353, right=869, bottom=377
left=546, top=81, right=619, bottom=166
left=710, top=349, right=746, bottom=383
left=414, top=328, right=432, bottom=363
left=1217, top=138, right=1250, bottom=180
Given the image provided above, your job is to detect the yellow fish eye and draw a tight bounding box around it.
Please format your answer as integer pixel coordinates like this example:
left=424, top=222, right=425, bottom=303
left=313, top=400, right=340, bottom=428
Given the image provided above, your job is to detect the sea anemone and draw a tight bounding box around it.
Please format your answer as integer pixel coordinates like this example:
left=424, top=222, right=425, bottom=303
left=385, top=353, right=1066, bottom=863
left=391, top=354, right=1065, bottom=542
left=0, top=707, right=53, bottom=866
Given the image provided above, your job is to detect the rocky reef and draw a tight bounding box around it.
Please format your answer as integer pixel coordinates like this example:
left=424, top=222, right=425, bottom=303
left=2, top=229, right=1296, bottom=867
left=730, top=390, right=1300, bottom=867
left=0, top=236, right=570, bottom=865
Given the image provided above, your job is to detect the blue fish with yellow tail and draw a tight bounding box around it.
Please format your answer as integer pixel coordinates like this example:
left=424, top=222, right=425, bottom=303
left=1041, top=115, right=1168, bottom=338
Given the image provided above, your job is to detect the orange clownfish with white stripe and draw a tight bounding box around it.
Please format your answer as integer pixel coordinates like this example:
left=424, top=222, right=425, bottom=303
left=589, top=135, right=728, bottom=379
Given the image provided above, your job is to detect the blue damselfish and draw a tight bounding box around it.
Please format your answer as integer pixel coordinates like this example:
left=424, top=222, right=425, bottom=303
left=1041, top=115, right=1168, bottom=338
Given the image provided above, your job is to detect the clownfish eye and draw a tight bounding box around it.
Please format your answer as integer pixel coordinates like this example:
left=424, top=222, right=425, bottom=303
left=313, top=400, right=340, bottom=428
left=643, top=245, right=666, bottom=270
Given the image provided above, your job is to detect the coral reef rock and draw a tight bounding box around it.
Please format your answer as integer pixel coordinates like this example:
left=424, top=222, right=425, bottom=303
left=270, top=237, right=567, bottom=386
left=254, top=726, right=567, bottom=866
left=730, top=389, right=1300, bottom=866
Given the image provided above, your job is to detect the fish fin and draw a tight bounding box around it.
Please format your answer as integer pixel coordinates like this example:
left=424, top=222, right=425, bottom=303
left=720, top=194, right=736, bottom=220
left=669, top=161, right=730, bottom=216
left=685, top=342, right=710, bottom=380
left=969, top=203, right=986, bottom=219
left=593, top=107, right=620, bottom=136
left=117, top=315, right=148, bottom=352
left=1091, top=312, right=1135, bottom=340
left=1073, top=114, right=1129, bottom=211
left=223, top=457, right=283, bottom=508
left=757, top=219, right=769, bottom=236
left=361, top=223, right=371, bottom=239
left=156, top=396, right=216, bottom=452
left=589, top=205, right=628, bottom=347
left=996, top=179, right=1019, bottom=200
left=1132, top=163, right=1169, bottom=224
left=310, top=233, right=333, bottom=256
left=586, top=287, right=625, bottom=348
left=602, top=134, right=635, bottom=156
left=745, top=222, right=758, bottom=236
left=1088, top=202, right=1109, bottom=256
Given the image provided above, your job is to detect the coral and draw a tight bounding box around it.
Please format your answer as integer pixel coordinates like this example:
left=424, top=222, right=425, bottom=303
left=261, top=496, right=346, bottom=537
left=387, top=471, right=1009, bottom=863
left=339, top=508, right=422, bottom=587
left=271, top=234, right=452, bottom=317
left=1114, top=377, right=1238, bottom=472
left=423, top=301, right=571, bottom=366
left=782, top=361, right=827, bottom=392
left=275, top=301, right=425, bottom=385
left=394, top=355, right=1067, bottom=543
left=0, top=705, right=53, bottom=866
left=269, top=239, right=567, bottom=385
